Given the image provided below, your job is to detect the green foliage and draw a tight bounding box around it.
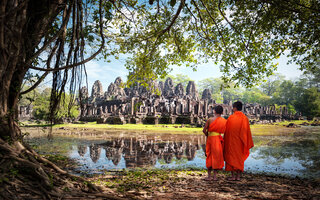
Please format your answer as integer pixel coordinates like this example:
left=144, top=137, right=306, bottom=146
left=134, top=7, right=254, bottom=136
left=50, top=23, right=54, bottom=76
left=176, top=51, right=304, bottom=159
left=159, top=74, right=193, bottom=89
left=242, top=89, right=270, bottom=106
left=32, top=88, right=51, bottom=120
left=287, top=104, right=297, bottom=115
left=196, top=71, right=318, bottom=118
left=259, top=74, right=285, bottom=96
left=294, top=87, right=320, bottom=119
left=198, top=77, right=243, bottom=103
left=19, top=85, right=40, bottom=106
left=31, top=88, right=79, bottom=121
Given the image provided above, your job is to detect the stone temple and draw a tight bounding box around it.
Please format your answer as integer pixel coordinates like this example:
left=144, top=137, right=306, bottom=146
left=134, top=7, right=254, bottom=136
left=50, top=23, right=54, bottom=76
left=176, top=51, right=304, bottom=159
left=78, top=77, right=299, bottom=125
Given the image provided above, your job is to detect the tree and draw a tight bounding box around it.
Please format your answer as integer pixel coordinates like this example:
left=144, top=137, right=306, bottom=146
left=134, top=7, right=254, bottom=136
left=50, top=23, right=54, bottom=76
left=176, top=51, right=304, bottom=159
left=0, top=0, right=111, bottom=141
left=173, top=74, right=193, bottom=88
left=198, top=77, right=243, bottom=103
left=118, top=0, right=320, bottom=88
left=0, top=0, right=112, bottom=198
left=259, top=73, right=285, bottom=96
left=198, top=78, right=225, bottom=94
left=271, top=80, right=299, bottom=105
left=32, top=88, right=79, bottom=121
left=159, top=74, right=193, bottom=88
left=241, top=88, right=271, bottom=106
left=301, top=67, right=320, bottom=89
left=1, top=0, right=320, bottom=197
left=294, top=87, right=320, bottom=119
left=2, top=0, right=319, bottom=141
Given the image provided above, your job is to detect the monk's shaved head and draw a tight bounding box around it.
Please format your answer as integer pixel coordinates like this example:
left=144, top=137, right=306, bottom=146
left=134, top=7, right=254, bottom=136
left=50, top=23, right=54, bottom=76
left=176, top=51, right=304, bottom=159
left=233, top=101, right=243, bottom=111
left=214, top=105, right=223, bottom=114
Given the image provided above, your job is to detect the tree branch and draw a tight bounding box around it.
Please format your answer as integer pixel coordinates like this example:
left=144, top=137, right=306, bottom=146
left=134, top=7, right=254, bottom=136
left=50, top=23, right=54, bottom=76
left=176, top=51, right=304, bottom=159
left=27, top=0, right=105, bottom=72
left=28, top=4, right=73, bottom=64
left=156, top=0, right=185, bottom=39
left=20, top=71, right=49, bottom=95
left=147, top=0, right=185, bottom=56
left=195, top=0, right=238, bottom=69
left=217, top=0, right=249, bottom=54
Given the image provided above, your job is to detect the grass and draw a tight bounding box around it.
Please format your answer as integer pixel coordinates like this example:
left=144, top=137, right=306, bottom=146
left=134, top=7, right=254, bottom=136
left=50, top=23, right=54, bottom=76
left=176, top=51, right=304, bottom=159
left=91, top=168, right=208, bottom=194
left=23, top=121, right=204, bottom=134
left=21, top=120, right=318, bottom=136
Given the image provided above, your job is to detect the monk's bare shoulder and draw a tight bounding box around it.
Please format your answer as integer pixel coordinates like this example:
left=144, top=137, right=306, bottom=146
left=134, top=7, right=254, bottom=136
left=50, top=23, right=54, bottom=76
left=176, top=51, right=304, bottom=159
left=208, top=117, right=217, bottom=123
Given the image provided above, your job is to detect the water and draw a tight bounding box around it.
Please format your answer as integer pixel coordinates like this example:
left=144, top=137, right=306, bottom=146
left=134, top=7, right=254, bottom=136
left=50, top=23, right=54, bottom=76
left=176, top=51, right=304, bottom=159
left=24, top=126, right=320, bottom=179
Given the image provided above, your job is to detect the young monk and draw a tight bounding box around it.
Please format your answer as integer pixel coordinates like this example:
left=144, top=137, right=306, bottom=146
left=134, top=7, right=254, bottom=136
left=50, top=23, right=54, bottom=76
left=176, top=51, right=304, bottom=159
left=202, top=105, right=227, bottom=181
left=224, top=101, right=254, bottom=181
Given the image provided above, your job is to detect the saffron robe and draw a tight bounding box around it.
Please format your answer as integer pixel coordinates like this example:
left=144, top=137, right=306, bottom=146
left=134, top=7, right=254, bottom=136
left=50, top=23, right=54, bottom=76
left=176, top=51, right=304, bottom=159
left=206, top=117, right=227, bottom=169
left=224, top=111, right=254, bottom=172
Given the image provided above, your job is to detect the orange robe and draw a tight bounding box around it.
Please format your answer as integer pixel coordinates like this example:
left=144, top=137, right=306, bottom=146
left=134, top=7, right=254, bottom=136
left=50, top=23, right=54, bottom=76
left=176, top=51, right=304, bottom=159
left=224, top=111, right=254, bottom=172
left=206, top=117, right=227, bottom=170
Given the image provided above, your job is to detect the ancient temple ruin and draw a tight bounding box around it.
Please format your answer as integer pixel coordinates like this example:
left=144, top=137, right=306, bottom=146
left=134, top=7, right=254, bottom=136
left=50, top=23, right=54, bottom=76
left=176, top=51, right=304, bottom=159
left=79, top=77, right=299, bottom=125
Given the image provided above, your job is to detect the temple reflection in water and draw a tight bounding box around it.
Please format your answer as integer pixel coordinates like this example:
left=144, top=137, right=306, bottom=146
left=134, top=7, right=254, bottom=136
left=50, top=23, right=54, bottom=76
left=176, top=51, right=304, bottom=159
left=77, top=135, right=207, bottom=168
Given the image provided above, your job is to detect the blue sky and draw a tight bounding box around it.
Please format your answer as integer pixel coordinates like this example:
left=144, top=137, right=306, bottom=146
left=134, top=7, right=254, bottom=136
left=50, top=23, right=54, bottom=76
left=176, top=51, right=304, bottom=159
left=84, top=53, right=303, bottom=92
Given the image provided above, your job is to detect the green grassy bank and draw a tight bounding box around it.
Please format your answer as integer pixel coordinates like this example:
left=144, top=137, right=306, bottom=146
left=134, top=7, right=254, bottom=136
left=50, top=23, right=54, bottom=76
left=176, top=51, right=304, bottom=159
left=21, top=120, right=318, bottom=136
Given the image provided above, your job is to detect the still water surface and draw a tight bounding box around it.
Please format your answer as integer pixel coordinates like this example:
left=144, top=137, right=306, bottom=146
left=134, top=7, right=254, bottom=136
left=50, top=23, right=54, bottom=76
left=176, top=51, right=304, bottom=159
left=25, top=126, right=320, bottom=179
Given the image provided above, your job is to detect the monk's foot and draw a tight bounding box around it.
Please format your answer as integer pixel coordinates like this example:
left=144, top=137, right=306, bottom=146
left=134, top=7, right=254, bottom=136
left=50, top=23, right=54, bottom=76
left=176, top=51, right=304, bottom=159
left=203, top=177, right=213, bottom=181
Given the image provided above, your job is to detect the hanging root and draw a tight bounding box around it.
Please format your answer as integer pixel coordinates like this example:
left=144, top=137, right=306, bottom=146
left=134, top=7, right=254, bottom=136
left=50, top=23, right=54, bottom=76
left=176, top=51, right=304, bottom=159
left=0, top=138, right=122, bottom=200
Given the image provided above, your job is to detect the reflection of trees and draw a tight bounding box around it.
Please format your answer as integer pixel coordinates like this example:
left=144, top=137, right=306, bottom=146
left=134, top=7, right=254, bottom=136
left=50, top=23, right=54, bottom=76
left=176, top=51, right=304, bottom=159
left=252, top=136, right=320, bottom=174
left=79, top=135, right=206, bottom=168
left=77, top=144, right=87, bottom=157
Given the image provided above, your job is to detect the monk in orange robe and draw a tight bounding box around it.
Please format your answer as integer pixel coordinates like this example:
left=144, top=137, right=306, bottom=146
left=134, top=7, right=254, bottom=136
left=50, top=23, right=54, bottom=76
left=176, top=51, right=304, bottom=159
left=203, top=105, right=227, bottom=181
left=224, top=101, right=254, bottom=181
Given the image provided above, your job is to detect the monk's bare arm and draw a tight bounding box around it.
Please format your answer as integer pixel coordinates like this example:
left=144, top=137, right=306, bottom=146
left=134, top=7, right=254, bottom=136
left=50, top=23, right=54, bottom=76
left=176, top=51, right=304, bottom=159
left=203, top=120, right=210, bottom=136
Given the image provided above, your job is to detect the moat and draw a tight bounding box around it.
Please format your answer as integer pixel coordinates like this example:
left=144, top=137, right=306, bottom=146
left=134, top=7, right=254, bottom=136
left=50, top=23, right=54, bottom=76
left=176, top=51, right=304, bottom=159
left=24, top=126, right=320, bottom=179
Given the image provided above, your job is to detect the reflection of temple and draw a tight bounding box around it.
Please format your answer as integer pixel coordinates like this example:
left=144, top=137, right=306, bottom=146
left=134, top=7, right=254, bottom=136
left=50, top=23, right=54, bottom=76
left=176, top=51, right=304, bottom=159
left=77, top=144, right=87, bottom=157
left=105, top=139, right=124, bottom=166
left=89, top=144, right=101, bottom=163
left=77, top=135, right=206, bottom=167
left=79, top=77, right=301, bottom=125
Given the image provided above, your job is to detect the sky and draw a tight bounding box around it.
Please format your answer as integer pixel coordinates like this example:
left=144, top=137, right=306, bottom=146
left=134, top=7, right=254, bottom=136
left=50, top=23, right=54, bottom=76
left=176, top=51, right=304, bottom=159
left=35, top=52, right=303, bottom=93
left=84, top=53, right=303, bottom=92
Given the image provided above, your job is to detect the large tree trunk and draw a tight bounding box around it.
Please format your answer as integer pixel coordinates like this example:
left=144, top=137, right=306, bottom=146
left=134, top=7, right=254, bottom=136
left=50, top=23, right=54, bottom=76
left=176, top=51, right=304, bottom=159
left=0, top=1, right=115, bottom=199
left=0, top=0, right=63, bottom=140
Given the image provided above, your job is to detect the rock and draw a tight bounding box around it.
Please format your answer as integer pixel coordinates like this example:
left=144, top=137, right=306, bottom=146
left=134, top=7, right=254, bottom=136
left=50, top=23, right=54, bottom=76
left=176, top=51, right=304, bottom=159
left=186, top=81, right=198, bottom=99
left=80, top=86, right=88, bottom=99
left=158, top=81, right=164, bottom=94
left=163, top=78, right=175, bottom=97
left=286, top=123, right=300, bottom=128
left=91, top=80, right=103, bottom=98
left=201, top=89, right=212, bottom=99
left=300, top=122, right=310, bottom=126
left=105, top=81, right=126, bottom=100
left=311, top=122, right=320, bottom=126
left=114, top=76, right=123, bottom=87
left=175, top=83, right=185, bottom=97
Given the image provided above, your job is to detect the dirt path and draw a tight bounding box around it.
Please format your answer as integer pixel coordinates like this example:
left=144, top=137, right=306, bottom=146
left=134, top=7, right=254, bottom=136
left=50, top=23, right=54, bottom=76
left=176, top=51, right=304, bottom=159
left=152, top=173, right=319, bottom=200
left=90, top=170, right=320, bottom=200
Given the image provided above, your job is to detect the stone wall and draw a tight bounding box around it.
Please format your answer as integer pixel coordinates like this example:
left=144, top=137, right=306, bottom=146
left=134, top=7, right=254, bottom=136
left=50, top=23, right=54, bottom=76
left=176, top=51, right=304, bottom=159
left=79, top=77, right=301, bottom=125
left=18, top=105, right=33, bottom=120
